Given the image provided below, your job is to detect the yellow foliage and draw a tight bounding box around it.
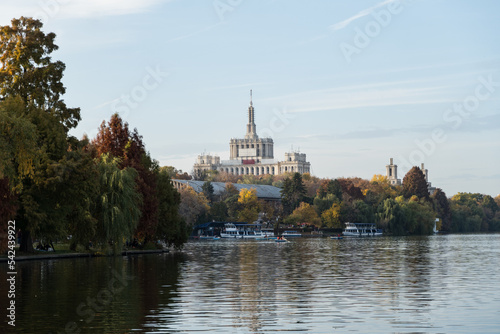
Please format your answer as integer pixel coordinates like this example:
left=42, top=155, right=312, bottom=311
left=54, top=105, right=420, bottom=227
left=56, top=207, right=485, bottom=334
left=371, top=174, right=388, bottom=183
left=289, top=202, right=321, bottom=227
left=395, top=195, right=405, bottom=203
left=238, top=187, right=258, bottom=204
left=321, top=202, right=342, bottom=229
left=237, top=188, right=260, bottom=223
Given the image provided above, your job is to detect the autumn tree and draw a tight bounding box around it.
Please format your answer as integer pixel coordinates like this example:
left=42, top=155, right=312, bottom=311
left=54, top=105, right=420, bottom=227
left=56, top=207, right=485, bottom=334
left=93, top=113, right=159, bottom=242
left=281, top=173, right=307, bottom=215
left=431, top=188, right=451, bottom=232
left=210, top=201, right=229, bottom=221
left=313, top=194, right=338, bottom=216
left=366, top=174, right=400, bottom=207
left=202, top=181, right=215, bottom=202
left=0, top=17, right=80, bottom=131
left=399, top=198, right=435, bottom=235
left=0, top=97, right=39, bottom=189
left=212, top=171, right=239, bottom=183
left=222, top=182, right=239, bottom=199
left=93, top=155, right=141, bottom=254
left=313, top=178, right=343, bottom=217
left=347, top=200, right=375, bottom=225
left=156, top=169, right=188, bottom=249
left=377, top=196, right=434, bottom=235
left=402, top=166, right=429, bottom=200
left=12, top=103, right=77, bottom=252
left=301, top=173, right=322, bottom=198
left=178, top=187, right=210, bottom=227
left=56, top=138, right=100, bottom=251
left=321, top=202, right=342, bottom=228
left=1, top=18, right=83, bottom=252
left=237, top=188, right=261, bottom=223
left=261, top=200, right=281, bottom=225
left=338, top=178, right=364, bottom=202
left=285, top=202, right=321, bottom=227
left=377, top=198, right=405, bottom=235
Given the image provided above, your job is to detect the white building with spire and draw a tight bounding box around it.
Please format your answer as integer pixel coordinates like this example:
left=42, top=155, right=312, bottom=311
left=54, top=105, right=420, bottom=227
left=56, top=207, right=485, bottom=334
left=193, top=91, right=311, bottom=177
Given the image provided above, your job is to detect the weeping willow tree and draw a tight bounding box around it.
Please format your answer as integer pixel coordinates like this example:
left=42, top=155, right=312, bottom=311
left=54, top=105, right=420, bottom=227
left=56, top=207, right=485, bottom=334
left=94, top=154, right=142, bottom=254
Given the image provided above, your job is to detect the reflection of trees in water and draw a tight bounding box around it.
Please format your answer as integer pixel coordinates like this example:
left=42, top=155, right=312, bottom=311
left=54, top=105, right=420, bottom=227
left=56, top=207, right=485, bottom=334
left=6, top=254, right=186, bottom=333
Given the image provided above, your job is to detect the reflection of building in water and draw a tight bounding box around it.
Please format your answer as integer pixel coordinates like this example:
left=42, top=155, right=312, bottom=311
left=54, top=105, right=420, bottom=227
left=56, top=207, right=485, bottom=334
left=385, top=158, right=437, bottom=195
left=193, top=91, right=311, bottom=178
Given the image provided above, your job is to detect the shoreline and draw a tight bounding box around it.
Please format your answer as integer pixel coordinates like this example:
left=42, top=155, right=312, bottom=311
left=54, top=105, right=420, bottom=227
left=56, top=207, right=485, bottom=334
left=0, top=249, right=169, bottom=263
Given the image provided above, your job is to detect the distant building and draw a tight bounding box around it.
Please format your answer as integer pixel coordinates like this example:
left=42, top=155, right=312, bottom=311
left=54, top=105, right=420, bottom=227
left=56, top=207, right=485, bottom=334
left=171, top=179, right=282, bottom=202
left=193, top=91, right=311, bottom=177
left=385, top=158, right=437, bottom=195
left=420, top=163, right=437, bottom=195
left=386, top=158, right=401, bottom=186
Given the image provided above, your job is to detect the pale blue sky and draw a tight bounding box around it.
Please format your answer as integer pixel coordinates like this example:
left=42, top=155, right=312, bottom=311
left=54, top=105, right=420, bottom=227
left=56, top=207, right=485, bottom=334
left=2, top=0, right=499, bottom=197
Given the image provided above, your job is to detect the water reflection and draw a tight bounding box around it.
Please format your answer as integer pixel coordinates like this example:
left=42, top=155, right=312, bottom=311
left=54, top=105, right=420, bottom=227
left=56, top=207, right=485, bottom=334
left=1, top=235, right=500, bottom=333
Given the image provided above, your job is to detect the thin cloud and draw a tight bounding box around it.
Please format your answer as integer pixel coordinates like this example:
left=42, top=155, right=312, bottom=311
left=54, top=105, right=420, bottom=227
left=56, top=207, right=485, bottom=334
left=261, top=70, right=492, bottom=114
left=329, top=0, right=397, bottom=32
left=294, top=113, right=500, bottom=143
left=0, top=0, right=172, bottom=22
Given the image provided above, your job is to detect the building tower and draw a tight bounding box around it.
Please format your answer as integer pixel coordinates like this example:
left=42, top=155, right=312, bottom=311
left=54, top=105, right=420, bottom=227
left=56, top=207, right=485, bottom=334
left=421, top=163, right=428, bottom=182
left=245, top=90, right=257, bottom=139
left=421, top=163, right=436, bottom=195
left=229, top=90, right=274, bottom=161
left=193, top=91, right=311, bottom=177
left=386, top=158, right=401, bottom=185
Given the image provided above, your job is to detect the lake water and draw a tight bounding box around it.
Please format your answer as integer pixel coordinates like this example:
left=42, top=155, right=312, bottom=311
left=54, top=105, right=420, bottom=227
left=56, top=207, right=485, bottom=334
left=1, top=234, right=500, bottom=333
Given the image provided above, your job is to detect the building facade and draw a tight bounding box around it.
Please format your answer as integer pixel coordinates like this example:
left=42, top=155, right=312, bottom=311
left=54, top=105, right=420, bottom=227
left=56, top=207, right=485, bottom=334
left=193, top=91, right=311, bottom=177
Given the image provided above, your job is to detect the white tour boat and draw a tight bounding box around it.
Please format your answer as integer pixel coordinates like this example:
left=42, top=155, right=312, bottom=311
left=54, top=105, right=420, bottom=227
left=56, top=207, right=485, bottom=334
left=220, top=223, right=271, bottom=239
left=343, top=222, right=382, bottom=237
left=281, top=230, right=302, bottom=238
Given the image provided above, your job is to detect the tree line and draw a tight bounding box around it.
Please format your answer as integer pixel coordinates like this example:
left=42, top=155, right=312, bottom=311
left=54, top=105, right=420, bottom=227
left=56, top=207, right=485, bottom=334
left=0, top=17, right=188, bottom=254
left=183, top=168, right=500, bottom=235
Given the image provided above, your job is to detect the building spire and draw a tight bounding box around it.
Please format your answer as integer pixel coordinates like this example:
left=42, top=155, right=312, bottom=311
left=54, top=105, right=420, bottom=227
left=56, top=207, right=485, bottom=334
left=246, top=89, right=257, bottom=139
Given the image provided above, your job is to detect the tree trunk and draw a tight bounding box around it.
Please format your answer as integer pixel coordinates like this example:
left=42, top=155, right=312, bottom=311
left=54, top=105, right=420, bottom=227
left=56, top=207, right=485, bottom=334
left=19, top=230, right=34, bottom=253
